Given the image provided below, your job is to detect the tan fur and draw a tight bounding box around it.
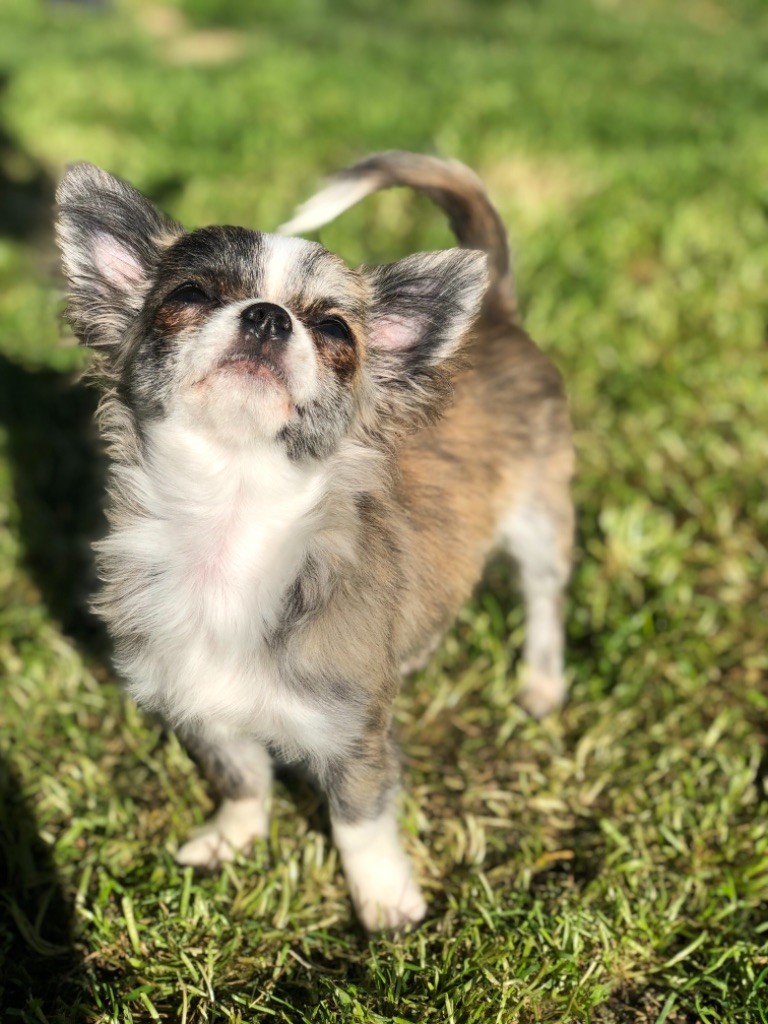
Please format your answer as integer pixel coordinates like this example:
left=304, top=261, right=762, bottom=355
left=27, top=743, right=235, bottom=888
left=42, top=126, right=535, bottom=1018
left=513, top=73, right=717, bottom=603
left=396, top=318, right=573, bottom=663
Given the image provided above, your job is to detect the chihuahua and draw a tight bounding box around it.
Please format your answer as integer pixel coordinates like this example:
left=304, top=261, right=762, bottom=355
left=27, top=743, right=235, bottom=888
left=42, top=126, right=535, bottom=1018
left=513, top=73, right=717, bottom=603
left=56, top=151, right=573, bottom=930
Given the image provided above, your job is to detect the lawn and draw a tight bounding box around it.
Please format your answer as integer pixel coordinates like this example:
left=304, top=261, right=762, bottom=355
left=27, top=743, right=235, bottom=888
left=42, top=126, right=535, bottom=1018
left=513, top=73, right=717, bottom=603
left=1, top=0, right=767, bottom=1020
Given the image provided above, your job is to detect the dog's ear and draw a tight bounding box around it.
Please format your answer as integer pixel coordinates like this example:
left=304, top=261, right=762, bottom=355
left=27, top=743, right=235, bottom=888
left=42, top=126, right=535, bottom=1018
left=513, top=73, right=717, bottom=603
left=365, top=249, right=488, bottom=365
left=56, top=163, right=182, bottom=349
left=362, top=248, right=488, bottom=426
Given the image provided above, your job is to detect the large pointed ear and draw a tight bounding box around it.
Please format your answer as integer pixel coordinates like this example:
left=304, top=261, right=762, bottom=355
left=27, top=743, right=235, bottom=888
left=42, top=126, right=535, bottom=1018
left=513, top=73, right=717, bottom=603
left=365, top=248, right=487, bottom=367
left=362, top=248, right=487, bottom=424
left=55, top=162, right=182, bottom=348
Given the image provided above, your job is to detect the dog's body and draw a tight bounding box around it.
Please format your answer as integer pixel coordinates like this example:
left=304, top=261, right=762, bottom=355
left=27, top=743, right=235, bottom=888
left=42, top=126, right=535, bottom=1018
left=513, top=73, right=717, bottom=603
left=56, top=152, right=573, bottom=930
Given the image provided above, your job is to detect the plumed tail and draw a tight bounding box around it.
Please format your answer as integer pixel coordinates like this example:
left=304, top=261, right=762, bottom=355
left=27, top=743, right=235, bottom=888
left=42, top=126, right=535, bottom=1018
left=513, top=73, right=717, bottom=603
left=279, top=150, right=516, bottom=317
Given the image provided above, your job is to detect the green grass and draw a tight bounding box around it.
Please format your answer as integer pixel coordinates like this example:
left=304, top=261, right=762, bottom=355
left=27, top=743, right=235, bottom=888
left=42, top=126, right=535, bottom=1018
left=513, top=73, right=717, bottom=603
left=1, top=0, right=767, bottom=1020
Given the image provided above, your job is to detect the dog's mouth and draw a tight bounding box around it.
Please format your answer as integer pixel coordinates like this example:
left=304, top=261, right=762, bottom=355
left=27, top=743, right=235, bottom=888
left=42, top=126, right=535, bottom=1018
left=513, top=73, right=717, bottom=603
left=215, top=351, right=289, bottom=390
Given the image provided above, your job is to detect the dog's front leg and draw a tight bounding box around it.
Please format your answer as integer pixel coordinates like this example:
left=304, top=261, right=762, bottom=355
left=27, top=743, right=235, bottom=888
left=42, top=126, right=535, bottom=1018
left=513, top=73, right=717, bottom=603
left=322, top=731, right=426, bottom=931
left=175, top=724, right=272, bottom=869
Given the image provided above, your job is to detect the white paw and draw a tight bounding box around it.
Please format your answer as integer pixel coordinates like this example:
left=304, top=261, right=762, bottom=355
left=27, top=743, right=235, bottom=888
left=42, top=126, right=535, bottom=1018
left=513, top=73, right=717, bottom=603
left=352, top=873, right=427, bottom=932
left=176, top=827, right=238, bottom=868
left=175, top=796, right=268, bottom=870
left=517, top=668, right=567, bottom=719
left=334, top=810, right=427, bottom=932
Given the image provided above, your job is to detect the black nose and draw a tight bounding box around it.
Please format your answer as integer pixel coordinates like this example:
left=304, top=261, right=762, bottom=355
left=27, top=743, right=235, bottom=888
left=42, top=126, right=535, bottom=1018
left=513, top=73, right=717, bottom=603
left=240, top=301, right=292, bottom=343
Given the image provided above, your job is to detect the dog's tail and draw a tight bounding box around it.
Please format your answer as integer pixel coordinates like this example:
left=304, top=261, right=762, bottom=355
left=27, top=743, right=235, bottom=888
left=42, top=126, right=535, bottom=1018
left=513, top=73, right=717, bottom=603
left=279, top=150, right=516, bottom=317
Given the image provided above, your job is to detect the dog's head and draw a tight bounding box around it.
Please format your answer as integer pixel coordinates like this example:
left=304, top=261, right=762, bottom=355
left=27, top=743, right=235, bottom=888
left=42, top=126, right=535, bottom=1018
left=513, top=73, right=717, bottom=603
left=56, top=163, right=487, bottom=458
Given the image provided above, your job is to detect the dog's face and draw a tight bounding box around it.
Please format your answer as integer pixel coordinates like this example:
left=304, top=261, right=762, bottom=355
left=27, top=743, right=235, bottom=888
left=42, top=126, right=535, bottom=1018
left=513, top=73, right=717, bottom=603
left=57, top=163, right=487, bottom=458
left=124, top=227, right=368, bottom=456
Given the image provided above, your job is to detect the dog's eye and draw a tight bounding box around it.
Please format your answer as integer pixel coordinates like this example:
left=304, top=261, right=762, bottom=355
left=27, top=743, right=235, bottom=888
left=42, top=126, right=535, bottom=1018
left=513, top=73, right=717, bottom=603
left=315, top=317, right=353, bottom=344
left=168, top=282, right=213, bottom=305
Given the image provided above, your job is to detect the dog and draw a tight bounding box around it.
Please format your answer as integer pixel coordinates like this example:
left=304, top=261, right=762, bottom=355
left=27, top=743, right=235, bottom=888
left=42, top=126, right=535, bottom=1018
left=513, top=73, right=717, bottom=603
left=55, top=151, right=574, bottom=930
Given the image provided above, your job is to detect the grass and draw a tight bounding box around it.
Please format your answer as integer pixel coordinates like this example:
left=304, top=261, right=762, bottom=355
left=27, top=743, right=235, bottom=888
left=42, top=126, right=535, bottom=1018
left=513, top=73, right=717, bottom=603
left=0, top=0, right=767, bottom=1020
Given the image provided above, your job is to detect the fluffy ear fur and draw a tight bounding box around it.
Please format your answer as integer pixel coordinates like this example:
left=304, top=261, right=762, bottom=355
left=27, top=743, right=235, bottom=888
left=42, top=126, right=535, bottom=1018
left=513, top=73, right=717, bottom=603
left=362, top=248, right=488, bottom=428
left=56, top=163, right=182, bottom=348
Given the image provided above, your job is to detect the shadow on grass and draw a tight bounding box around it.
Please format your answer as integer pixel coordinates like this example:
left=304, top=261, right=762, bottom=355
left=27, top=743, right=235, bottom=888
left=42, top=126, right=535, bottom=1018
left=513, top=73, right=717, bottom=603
left=0, top=751, right=96, bottom=1019
left=0, top=355, right=109, bottom=661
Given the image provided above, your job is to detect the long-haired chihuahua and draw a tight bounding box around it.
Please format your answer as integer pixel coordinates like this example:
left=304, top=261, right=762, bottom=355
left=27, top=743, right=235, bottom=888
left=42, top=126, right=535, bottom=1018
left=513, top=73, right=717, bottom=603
left=56, top=151, right=573, bottom=930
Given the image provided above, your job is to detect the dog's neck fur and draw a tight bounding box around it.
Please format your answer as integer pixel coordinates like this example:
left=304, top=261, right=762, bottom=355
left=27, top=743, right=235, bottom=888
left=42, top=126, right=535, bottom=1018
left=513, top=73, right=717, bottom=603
left=138, top=418, right=326, bottom=549
left=94, top=404, right=392, bottom=730
left=138, top=418, right=327, bottom=621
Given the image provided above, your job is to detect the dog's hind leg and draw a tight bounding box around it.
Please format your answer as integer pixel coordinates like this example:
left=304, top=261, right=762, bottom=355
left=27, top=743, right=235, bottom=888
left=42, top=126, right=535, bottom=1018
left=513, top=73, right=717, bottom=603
left=175, top=725, right=272, bottom=869
left=501, top=474, right=574, bottom=718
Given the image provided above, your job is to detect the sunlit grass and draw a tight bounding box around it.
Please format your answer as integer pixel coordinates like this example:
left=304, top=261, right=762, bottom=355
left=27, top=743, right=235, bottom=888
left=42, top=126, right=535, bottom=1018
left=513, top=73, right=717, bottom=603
left=0, top=0, right=766, bottom=1020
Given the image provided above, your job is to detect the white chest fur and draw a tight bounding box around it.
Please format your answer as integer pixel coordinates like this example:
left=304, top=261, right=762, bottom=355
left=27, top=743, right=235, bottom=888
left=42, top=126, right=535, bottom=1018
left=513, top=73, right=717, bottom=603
left=101, top=420, right=344, bottom=758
